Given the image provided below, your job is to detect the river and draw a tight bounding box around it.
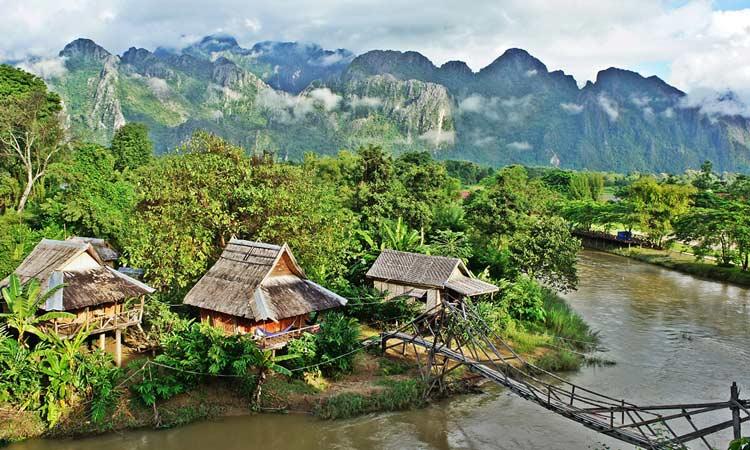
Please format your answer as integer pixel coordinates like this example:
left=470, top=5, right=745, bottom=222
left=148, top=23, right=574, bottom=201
left=10, top=250, right=750, bottom=450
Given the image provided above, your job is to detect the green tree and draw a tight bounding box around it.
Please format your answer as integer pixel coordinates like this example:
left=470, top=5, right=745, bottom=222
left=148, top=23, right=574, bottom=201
left=465, top=165, right=554, bottom=239
left=674, top=193, right=750, bottom=269
left=121, top=131, right=251, bottom=289
left=248, top=347, right=296, bottom=409
left=110, top=123, right=153, bottom=171
left=429, top=229, right=472, bottom=261
left=620, top=177, right=695, bottom=246
left=123, top=131, right=353, bottom=289
left=0, top=66, right=67, bottom=214
left=41, top=143, right=136, bottom=242
left=507, top=216, right=581, bottom=292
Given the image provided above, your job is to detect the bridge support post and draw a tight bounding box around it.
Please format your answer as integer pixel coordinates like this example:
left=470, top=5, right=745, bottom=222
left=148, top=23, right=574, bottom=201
left=115, top=328, right=122, bottom=368
left=731, top=382, right=741, bottom=440
left=99, top=332, right=106, bottom=351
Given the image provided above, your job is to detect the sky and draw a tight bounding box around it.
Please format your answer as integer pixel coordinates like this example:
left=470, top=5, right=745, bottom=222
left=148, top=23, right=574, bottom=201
left=2, top=0, right=750, bottom=98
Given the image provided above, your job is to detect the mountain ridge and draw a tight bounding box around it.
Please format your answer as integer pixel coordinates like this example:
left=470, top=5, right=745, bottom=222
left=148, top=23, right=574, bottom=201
left=20, top=36, right=750, bottom=173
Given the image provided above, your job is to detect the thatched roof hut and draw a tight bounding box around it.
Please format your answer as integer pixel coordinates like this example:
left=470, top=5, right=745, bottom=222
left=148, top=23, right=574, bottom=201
left=183, top=239, right=346, bottom=323
left=1, top=239, right=154, bottom=311
left=366, top=249, right=498, bottom=299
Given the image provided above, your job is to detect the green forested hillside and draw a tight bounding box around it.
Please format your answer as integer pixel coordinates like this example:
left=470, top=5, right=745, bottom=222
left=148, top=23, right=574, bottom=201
left=34, top=37, right=750, bottom=173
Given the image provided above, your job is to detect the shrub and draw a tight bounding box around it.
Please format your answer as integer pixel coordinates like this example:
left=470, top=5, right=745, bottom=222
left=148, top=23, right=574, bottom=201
left=315, top=379, right=425, bottom=419
left=284, top=332, right=317, bottom=376
left=498, top=275, right=546, bottom=323
left=533, top=349, right=582, bottom=372
left=541, top=289, right=597, bottom=351
left=315, top=313, right=361, bottom=377
left=0, top=329, right=121, bottom=427
left=131, top=323, right=259, bottom=406
left=474, top=301, right=512, bottom=336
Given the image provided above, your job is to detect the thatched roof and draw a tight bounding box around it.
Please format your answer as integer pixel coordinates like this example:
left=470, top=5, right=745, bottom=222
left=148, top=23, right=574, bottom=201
left=1, top=239, right=154, bottom=311
left=366, top=249, right=498, bottom=297
left=183, top=239, right=346, bottom=321
left=67, top=236, right=120, bottom=262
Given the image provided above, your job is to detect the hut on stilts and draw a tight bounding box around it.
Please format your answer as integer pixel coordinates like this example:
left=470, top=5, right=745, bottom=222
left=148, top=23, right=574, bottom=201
left=366, top=249, right=498, bottom=310
left=183, top=239, right=347, bottom=350
left=0, top=238, right=154, bottom=366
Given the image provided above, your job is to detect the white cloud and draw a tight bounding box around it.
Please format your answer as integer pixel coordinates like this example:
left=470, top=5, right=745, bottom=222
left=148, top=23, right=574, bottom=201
left=348, top=95, right=383, bottom=109
left=662, top=107, right=675, bottom=118
left=244, top=17, right=261, bottom=33
left=459, top=93, right=532, bottom=122
left=598, top=94, right=619, bottom=121
left=418, top=128, right=455, bottom=146
left=630, top=95, right=651, bottom=107
left=312, top=52, right=351, bottom=67
left=525, top=69, right=537, bottom=77
left=257, top=86, right=343, bottom=122
left=507, top=141, right=532, bottom=151
left=308, top=87, right=342, bottom=111
left=146, top=76, right=170, bottom=99
left=679, top=88, right=750, bottom=118
left=560, top=102, right=584, bottom=114
left=473, top=135, right=495, bottom=146
left=458, top=94, right=486, bottom=113
left=642, top=106, right=655, bottom=120
left=2, top=0, right=750, bottom=109
left=458, top=94, right=500, bottom=120
left=16, top=56, right=67, bottom=79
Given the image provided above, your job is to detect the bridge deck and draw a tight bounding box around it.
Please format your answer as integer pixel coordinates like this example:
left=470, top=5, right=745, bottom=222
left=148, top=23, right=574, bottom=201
left=383, top=330, right=750, bottom=450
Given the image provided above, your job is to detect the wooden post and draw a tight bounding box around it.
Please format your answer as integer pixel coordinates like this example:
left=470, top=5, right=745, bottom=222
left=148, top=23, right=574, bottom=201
left=99, top=333, right=106, bottom=351
left=731, top=382, right=741, bottom=440
left=115, top=328, right=122, bottom=368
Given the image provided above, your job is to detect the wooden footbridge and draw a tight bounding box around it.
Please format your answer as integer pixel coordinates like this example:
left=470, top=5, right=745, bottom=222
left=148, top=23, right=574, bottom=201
left=381, top=301, right=749, bottom=449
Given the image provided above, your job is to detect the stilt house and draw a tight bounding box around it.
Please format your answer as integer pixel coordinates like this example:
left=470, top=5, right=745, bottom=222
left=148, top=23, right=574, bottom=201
left=183, top=239, right=347, bottom=349
left=0, top=239, right=154, bottom=364
left=366, top=249, right=499, bottom=309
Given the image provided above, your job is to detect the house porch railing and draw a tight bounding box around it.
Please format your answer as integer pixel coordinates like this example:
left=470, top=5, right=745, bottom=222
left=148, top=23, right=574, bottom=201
left=46, top=306, right=144, bottom=338
left=255, top=324, right=321, bottom=350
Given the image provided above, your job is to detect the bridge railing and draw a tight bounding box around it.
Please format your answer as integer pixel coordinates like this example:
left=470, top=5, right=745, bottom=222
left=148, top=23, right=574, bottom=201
left=380, top=299, right=750, bottom=449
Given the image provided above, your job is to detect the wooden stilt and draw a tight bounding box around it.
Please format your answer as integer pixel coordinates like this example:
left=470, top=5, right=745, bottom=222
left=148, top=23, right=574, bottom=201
left=99, top=333, right=106, bottom=351
left=115, top=328, right=122, bottom=367
left=731, top=382, right=742, bottom=440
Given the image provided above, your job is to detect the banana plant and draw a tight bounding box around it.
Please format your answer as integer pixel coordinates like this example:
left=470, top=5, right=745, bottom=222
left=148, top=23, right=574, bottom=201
left=249, top=347, right=297, bottom=410
left=0, top=274, right=74, bottom=346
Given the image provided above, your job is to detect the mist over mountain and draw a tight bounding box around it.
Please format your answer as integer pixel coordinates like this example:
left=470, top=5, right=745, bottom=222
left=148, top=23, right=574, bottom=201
left=27, top=35, right=750, bottom=173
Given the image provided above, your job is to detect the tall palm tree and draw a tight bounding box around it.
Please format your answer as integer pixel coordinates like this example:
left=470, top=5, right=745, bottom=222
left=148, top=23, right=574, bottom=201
left=0, top=274, right=73, bottom=346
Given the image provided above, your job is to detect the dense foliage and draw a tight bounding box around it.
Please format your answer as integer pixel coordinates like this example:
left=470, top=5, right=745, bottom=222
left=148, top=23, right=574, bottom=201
left=0, top=276, right=121, bottom=427
left=0, top=66, right=595, bottom=438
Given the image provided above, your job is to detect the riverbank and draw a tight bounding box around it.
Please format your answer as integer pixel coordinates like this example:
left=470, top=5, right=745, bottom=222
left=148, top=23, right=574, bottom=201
left=1, top=295, right=596, bottom=445
left=605, top=247, right=750, bottom=287
left=0, top=351, right=454, bottom=444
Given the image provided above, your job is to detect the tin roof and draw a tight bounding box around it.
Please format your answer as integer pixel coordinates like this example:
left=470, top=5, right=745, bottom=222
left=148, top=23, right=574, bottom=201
left=366, top=249, right=498, bottom=297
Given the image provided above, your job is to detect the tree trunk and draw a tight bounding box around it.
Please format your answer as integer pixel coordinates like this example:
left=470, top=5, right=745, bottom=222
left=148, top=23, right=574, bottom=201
left=16, top=175, right=33, bottom=214
left=251, top=369, right=267, bottom=410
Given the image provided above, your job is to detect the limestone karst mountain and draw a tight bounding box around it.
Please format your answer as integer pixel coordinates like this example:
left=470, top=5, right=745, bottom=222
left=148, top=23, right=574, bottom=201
left=34, top=36, right=750, bottom=172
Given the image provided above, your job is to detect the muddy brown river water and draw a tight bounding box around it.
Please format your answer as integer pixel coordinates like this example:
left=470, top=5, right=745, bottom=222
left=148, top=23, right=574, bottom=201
left=10, top=250, right=750, bottom=449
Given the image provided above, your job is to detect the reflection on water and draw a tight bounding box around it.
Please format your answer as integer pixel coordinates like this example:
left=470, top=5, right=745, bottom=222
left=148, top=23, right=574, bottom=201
left=10, top=250, right=750, bottom=450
